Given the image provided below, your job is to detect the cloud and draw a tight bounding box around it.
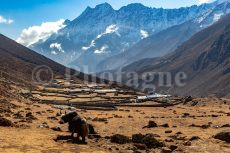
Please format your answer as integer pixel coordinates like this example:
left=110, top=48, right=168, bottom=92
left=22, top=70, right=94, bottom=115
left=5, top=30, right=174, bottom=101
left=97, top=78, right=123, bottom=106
left=0, top=16, right=14, bottom=24
left=140, top=30, right=149, bottom=39
left=198, top=0, right=213, bottom=4
left=50, top=42, right=64, bottom=53
left=17, top=19, right=66, bottom=47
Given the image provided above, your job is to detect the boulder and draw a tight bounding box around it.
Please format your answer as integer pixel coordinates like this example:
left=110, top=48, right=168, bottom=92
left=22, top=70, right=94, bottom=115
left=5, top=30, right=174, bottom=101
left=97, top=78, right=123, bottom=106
left=132, top=133, right=164, bottom=149
left=0, top=117, right=13, bottom=127
left=213, top=131, right=230, bottom=143
left=143, top=121, right=158, bottom=128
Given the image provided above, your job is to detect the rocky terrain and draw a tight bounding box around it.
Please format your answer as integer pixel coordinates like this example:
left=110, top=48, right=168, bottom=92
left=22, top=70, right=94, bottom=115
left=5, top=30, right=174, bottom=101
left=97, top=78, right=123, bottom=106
left=0, top=1, right=229, bottom=152
left=0, top=78, right=230, bottom=152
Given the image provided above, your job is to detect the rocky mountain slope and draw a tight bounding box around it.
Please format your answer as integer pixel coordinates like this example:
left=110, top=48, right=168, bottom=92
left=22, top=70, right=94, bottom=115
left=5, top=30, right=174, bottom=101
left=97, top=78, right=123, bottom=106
left=31, top=2, right=217, bottom=72
left=0, top=34, right=102, bottom=96
left=114, top=14, right=230, bottom=97
left=98, top=0, right=230, bottom=71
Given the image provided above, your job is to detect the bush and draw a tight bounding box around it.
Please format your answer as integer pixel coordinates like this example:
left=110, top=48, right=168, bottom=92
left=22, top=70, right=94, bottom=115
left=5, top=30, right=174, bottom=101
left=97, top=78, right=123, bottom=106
left=132, top=133, right=164, bottom=149
left=111, top=134, right=131, bottom=144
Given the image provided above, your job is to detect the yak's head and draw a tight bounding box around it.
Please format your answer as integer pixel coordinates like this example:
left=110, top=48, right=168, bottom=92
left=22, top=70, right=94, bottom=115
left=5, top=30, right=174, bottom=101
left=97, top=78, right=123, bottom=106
left=59, top=112, right=78, bottom=124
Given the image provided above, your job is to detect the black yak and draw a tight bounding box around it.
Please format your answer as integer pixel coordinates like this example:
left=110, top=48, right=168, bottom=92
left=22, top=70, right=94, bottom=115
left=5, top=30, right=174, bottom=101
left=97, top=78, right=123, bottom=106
left=59, top=112, right=89, bottom=143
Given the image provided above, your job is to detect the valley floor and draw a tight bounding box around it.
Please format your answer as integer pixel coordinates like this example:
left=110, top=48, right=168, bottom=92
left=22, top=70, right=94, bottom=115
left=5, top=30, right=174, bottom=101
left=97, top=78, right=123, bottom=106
left=0, top=79, right=230, bottom=153
left=0, top=98, right=230, bottom=153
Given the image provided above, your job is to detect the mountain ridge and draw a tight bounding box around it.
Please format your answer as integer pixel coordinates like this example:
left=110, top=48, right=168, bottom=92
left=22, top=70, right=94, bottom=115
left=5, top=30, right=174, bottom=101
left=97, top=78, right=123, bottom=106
left=31, top=2, right=216, bottom=72
left=115, top=14, right=230, bottom=97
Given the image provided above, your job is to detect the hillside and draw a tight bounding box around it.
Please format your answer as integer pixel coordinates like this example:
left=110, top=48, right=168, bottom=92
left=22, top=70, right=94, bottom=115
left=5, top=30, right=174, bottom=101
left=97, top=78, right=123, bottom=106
left=118, top=14, right=230, bottom=97
left=0, top=34, right=104, bottom=98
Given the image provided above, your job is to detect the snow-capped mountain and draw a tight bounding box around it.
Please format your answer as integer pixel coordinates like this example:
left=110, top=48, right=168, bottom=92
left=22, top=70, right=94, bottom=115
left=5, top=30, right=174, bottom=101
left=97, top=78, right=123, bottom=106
left=97, top=0, right=230, bottom=71
left=31, top=1, right=226, bottom=73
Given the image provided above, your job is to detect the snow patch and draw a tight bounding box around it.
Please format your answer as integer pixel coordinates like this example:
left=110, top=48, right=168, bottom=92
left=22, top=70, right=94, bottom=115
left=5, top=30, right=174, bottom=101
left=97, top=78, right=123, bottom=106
left=140, top=30, right=149, bottom=39
left=94, top=45, right=109, bottom=54
left=213, top=13, right=224, bottom=22
left=82, top=25, right=119, bottom=51
left=82, top=40, right=96, bottom=51
left=97, top=24, right=120, bottom=39
left=51, top=50, right=57, bottom=55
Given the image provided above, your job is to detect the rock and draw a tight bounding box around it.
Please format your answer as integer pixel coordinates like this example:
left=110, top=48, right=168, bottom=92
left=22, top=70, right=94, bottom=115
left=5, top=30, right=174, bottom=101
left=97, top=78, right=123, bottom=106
left=182, top=113, right=190, bottom=117
left=213, top=131, right=230, bottom=143
left=165, top=130, right=172, bottom=134
left=142, top=134, right=164, bottom=149
left=132, top=133, right=164, bottom=149
left=132, top=134, right=145, bottom=143
left=184, top=141, right=192, bottom=146
left=110, top=134, right=131, bottom=144
left=221, top=124, right=230, bottom=128
left=176, top=132, right=183, bottom=135
left=26, top=112, right=37, bottom=120
left=184, top=96, right=193, bottom=102
left=47, top=116, right=58, bottom=120
left=165, top=139, right=174, bottom=142
left=169, top=145, right=178, bottom=151
left=0, top=117, right=13, bottom=127
left=114, top=115, right=122, bottom=118
left=189, top=136, right=200, bottom=141
left=161, top=147, right=172, bottom=153
left=88, top=134, right=101, bottom=139
left=211, top=114, right=218, bottom=117
left=92, top=117, right=108, bottom=122
left=13, top=112, right=24, bottom=119
left=201, top=124, right=210, bottom=129
left=143, top=121, right=158, bottom=128
left=38, top=122, right=49, bottom=128
left=51, top=126, right=62, bottom=131
left=128, top=115, right=133, bottom=118
left=56, top=112, right=61, bottom=116
left=161, top=123, right=169, bottom=128
left=134, top=143, right=147, bottom=150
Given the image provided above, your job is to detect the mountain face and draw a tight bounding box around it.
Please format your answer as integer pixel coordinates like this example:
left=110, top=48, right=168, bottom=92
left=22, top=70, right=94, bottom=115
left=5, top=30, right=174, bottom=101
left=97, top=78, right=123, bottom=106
left=115, top=14, right=230, bottom=98
left=97, top=1, right=230, bottom=71
left=31, top=2, right=216, bottom=72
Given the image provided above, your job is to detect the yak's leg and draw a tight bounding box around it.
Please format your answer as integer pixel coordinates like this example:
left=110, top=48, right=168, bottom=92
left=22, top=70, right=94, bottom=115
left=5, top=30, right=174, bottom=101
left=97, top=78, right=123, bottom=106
left=76, top=133, right=80, bottom=141
left=71, top=132, right=74, bottom=138
left=82, top=136, right=86, bottom=143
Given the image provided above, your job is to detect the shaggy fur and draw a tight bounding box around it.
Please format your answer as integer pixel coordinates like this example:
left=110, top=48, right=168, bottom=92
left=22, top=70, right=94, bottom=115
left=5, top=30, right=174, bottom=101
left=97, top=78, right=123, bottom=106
left=59, top=112, right=89, bottom=142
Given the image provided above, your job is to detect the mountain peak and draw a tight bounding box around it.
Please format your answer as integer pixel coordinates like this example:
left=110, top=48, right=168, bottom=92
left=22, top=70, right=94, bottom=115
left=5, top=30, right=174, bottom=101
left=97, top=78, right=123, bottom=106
left=95, top=2, right=113, bottom=10
left=121, top=3, right=148, bottom=9
left=64, top=19, right=71, bottom=26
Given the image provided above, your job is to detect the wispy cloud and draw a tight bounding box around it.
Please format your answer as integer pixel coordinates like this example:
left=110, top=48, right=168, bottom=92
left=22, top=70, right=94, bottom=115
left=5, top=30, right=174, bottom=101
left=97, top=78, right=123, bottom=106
left=50, top=42, right=65, bottom=53
left=16, top=19, right=66, bottom=47
left=0, top=16, right=14, bottom=24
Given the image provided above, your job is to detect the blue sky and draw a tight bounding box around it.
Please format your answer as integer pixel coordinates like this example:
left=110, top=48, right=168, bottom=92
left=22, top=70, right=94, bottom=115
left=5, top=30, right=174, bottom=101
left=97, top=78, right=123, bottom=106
left=0, top=0, right=214, bottom=40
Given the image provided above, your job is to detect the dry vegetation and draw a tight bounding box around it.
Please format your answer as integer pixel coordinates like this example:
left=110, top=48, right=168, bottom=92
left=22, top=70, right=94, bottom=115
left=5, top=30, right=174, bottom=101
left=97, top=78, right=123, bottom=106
left=0, top=79, right=230, bottom=153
